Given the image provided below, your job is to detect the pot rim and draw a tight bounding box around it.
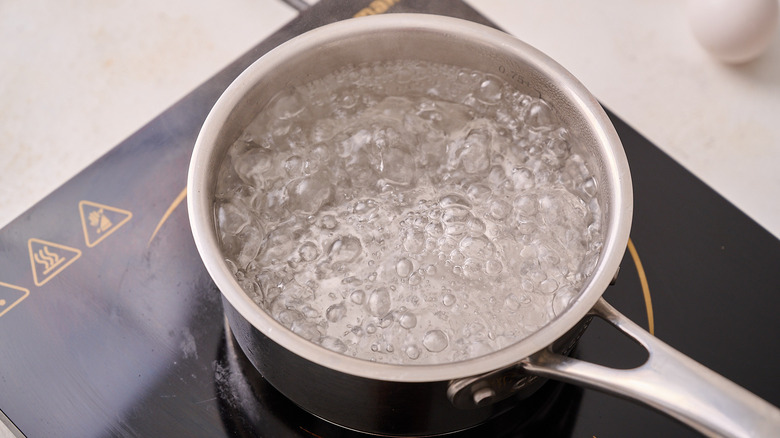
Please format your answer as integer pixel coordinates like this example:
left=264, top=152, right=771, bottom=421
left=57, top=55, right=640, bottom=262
left=188, top=13, right=633, bottom=383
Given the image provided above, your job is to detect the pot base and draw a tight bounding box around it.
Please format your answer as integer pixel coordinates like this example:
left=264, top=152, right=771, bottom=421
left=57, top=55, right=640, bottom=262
left=218, top=316, right=583, bottom=437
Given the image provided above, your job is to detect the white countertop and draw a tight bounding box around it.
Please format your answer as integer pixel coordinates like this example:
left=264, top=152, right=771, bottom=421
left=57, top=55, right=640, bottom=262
left=2, top=0, right=779, bottom=240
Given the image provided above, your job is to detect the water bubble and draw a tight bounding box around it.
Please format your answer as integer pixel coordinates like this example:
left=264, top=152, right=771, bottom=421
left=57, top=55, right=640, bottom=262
left=346, top=149, right=378, bottom=188
left=467, top=341, right=493, bottom=358
left=485, top=259, right=503, bottom=275
left=275, top=309, right=304, bottom=328
left=298, top=241, right=320, bottom=261
left=338, top=92, right=358, bottom=110
left=216, top=200, right=252, bottom=236
left=548, top=136, right=571, bottom=160
left=367, top=287, right=391, bottom=316
left=403, top=230, right=426, bottom=254
left=320, top=214, right=338, bottom=230
left=476, top=75, right=503, bottom=104
left=466, top=183, right=492, bottom=201
left=226, top=228, right=264, bottom=269
left=540, top=247, right=562, bottom=266
left=263, top=284, right=282, bottom=303
left=467, top=217, right=486, bottom=235
left=287, top=173, right=333, bottom=215
left=450, top=250, right=466, bottom=265
left=283, top=155, right=304, bottom=177
left=290, top=321, right=322, bottom=342
left=328, top=235, right=363, bottom=265
left=301, top=306, right=319, bottom=318
left=540, top=278, right=559, bottom=294
left=321, top=337, right=348, bottom=353
left=232, top=147, right=273, bottom=188
left=405, top=345, right=421, bottom=360
left=487, top=165, right=507, bottom=186
left=530, top=269, right=547, bottom=284
left=459, top=236, right=495, bottom=259
left=270, top=87, right=306, bottom=119
left=461, top=128, right=491, bottom=174
left=380, top=147, right=416, bottom=185
left=350, top=290, right=365, bottom=304
left=396, top=258, right=414, bottom=277
left=408, top=272, right=423, bottom=286
left=504, top=294, right=522, bottom=311
left=379, top=314, right=394, bottom=328
left=552, top=287, right=577, bottom=316
left=524, top=100, right=554, bottom=128
left=488, top=200, right=511, bottom=220
left=425, top=221, right=444, bottom=237
left=441, top=206, right=471, bottom=223
left=442, top=208, right=472, bottom=236
left=456, top=69, right=481, bottom=87
left=581, top=177, right=597, bottom=198
left=514, top=195, right=538, bottom=217
left=352, top=198, right=378, bottom=216
left=326, top=303, right=347, bottom=322
left=399, top=311, right=418, bottom=329
left=342, top=276, right=362, bottom=286
left=511, top=167, right=535, bottom=191
left=366, top=323, right=377, bottom=334
left=463, top=258, right=482, bottom=279
left=439, top=194, right=471, bottom=209
left=442, top=293, right=456, bottom=307
left=412, top=216, right=428, bottom=228
left=423, top=330, right=449, bottom=352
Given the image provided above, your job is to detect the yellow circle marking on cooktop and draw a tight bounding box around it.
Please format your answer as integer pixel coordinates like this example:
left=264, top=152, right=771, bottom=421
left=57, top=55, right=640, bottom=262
left=628, top=238, right=654, bottom=335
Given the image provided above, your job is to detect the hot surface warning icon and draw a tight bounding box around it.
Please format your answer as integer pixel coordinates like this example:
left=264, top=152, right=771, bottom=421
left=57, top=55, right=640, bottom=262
left=0, top=282, right=30, bottom=318
left=79, top=200, right=132, bottom=247
left=28, top=239, right=82, bottom=287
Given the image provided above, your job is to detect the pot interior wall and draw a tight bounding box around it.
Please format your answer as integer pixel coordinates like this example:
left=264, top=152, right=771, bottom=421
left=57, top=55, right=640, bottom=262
left=213, top=25, right=612, bottom=207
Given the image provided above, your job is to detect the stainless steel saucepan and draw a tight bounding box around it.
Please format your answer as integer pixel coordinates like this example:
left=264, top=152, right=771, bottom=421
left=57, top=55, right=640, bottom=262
left=188, top=14, right=780, bottom=437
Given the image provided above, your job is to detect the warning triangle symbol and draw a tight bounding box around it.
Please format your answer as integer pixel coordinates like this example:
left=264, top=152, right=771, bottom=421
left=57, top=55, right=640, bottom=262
left=0, top=282, right=30, bottom=318
left=79, top=200, right=133, bottom=248
left=28, top=239, right=82, bottom=287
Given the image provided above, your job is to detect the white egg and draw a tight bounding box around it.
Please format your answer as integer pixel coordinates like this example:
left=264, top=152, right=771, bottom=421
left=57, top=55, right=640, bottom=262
left=687, top=0, right=779, bottom=63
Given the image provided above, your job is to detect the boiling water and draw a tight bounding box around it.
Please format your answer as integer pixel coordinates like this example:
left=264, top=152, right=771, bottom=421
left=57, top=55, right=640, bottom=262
left=215, top=60, right=603, bottom=364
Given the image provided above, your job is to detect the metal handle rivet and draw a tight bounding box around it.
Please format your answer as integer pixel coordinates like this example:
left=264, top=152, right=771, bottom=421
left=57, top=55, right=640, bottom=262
left=472, top=387, right=496, bottom=406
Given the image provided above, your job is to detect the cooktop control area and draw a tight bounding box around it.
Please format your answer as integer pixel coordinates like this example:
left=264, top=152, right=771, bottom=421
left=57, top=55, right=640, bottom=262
left=1, top=1, right=778, bottom=437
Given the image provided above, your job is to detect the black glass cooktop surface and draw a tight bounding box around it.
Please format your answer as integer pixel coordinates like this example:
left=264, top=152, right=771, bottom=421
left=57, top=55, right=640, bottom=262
left=1, top=1, right=778, bottom=437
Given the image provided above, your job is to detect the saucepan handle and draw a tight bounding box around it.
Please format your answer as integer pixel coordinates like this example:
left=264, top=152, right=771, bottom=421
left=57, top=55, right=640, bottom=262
left=522, top=298, right=780, bottom=438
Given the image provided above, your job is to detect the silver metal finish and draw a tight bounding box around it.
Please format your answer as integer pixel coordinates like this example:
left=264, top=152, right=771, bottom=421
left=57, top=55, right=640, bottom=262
left=189, top=10, right=631, bottom=385
left=523, top=299, right=780, bottom=438
left=188, top=13, right=778, bottom=436
left=0, top=409, right=24, bottom=438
